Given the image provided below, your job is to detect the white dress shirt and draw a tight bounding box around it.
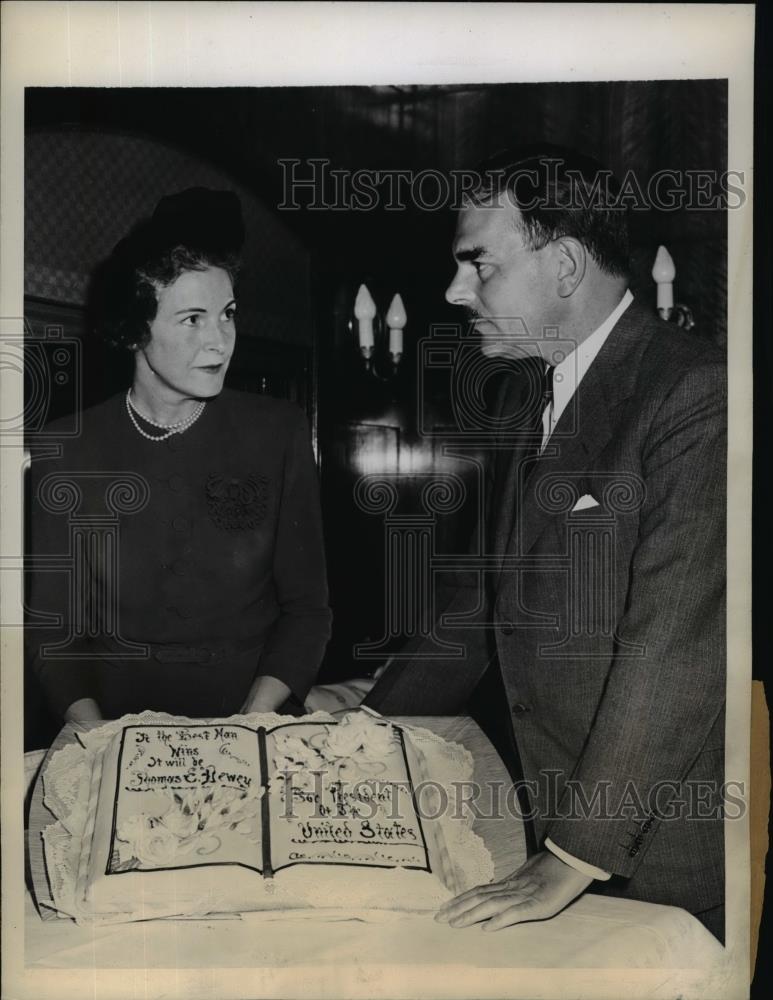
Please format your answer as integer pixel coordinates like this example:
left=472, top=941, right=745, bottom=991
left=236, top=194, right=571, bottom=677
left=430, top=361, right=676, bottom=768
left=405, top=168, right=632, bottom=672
left=541, top=289, right=634, bottom=452
left=540, top=289, right=634, bottom=880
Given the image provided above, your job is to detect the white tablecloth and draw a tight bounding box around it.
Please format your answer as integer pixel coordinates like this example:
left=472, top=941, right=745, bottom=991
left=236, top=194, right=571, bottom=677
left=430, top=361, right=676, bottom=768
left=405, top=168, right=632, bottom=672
left=25, top=890, right=723, bottom=970
left=23, top=748, right=724, bottom=974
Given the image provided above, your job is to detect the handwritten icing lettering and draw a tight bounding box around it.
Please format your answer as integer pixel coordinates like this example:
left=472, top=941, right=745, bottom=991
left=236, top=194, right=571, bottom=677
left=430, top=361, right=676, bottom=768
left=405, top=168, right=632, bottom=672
left=358, top=819, right=417, bottom=841
left=297, top=819, right=353, bottom=843
left=175, top=729, right=212, bottom=742
left=121, top=727, right=257, bottom=796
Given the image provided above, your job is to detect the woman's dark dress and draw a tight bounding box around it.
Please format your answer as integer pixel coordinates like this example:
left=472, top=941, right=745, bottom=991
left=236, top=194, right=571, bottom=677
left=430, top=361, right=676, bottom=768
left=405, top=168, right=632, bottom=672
left=26, top=389, right=331, bottom=719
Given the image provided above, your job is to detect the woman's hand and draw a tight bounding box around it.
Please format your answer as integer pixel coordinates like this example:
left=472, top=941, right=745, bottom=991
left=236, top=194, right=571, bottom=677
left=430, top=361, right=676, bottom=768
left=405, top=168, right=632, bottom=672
left=240, top=675, right=293, bottom=714
left=64, top=697, right=104, bottom=724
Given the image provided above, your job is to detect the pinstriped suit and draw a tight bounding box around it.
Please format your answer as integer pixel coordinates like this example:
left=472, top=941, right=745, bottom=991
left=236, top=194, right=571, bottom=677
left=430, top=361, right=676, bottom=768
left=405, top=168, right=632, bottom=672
left=367, top=299, right=726, bottom=917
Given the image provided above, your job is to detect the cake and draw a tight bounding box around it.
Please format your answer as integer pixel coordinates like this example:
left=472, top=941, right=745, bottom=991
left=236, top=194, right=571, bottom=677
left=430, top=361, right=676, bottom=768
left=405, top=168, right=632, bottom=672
left=39, top=710, right=494, bottom=923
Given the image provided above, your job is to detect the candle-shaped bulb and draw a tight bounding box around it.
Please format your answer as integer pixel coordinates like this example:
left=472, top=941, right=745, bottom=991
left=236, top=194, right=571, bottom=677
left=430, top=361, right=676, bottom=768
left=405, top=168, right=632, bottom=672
left=652, top=245, right=676, bottom=283
left=387, top=293, right=406, bottom=363
left=386, top=293, right=407, bottom=328
left=354, top=283, right=377, bottom=356
left=652, top=245, right=675, bottom=315
left=354, top=283, right=377, bottom=320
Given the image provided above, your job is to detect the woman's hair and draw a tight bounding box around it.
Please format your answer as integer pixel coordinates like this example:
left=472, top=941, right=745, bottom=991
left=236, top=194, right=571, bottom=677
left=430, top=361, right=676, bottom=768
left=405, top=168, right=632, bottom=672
left=96, top=241, right=241, bottom=351
left=90, top=188, right=244, bottom=351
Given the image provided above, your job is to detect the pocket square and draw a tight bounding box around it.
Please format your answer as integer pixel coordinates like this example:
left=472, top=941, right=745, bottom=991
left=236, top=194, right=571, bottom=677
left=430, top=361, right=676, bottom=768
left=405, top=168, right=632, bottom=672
left=571, top=494, right=600, bottom=512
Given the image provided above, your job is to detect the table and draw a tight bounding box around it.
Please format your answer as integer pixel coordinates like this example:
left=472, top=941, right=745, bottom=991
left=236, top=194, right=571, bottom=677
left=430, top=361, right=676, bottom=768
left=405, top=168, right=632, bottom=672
left=24, top=716, right=725, bottom=986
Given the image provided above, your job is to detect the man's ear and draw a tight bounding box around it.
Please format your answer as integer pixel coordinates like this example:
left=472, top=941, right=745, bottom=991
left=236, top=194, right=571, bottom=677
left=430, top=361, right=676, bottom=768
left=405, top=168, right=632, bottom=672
left=555, top=238, right=586, bottom=298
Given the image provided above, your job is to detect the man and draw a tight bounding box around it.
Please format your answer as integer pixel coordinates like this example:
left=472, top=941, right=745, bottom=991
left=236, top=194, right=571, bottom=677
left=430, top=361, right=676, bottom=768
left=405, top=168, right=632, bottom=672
left=366, top=146, right=726, bottom=940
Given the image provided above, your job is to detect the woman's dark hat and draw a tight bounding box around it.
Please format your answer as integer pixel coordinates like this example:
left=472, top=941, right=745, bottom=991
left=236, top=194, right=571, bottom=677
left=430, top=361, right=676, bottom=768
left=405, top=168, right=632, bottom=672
left=107, top=187, right=245, bottom=267
left=150, top=187, right=245, bottom=255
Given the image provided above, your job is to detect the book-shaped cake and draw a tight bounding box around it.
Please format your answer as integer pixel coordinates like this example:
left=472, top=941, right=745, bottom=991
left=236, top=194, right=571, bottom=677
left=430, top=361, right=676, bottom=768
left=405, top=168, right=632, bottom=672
left=40, top=711, right=493, bottom=922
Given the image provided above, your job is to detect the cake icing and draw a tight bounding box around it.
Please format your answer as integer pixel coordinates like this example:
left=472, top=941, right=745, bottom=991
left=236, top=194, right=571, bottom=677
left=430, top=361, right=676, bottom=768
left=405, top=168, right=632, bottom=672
left=39, top=710, right=494, bottom=924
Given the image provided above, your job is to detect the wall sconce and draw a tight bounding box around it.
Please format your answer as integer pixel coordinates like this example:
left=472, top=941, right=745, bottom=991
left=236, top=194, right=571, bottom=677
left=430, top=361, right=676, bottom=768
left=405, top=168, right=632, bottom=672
left=353, top=284, right=407, bottom=378
left=652, top=245, right=695, bottom=330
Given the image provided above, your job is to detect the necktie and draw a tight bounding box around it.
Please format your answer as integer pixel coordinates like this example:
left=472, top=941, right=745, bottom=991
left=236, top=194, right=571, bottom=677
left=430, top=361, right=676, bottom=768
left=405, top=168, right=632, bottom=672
left=536, top=363, right=555, bottom=438
left=485, top=360, right=555, bottom=553
left=522, top=363, right=555, bottom=481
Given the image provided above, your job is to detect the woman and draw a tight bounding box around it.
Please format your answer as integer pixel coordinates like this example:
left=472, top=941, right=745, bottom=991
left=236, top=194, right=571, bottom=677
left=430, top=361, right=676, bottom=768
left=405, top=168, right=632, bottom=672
left=27, top=189, right=331, bottom=723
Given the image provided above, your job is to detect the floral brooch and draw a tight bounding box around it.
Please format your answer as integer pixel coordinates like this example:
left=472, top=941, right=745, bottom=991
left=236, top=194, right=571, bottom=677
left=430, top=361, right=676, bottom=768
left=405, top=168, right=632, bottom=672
left=205, top=473, right=269, bottom=530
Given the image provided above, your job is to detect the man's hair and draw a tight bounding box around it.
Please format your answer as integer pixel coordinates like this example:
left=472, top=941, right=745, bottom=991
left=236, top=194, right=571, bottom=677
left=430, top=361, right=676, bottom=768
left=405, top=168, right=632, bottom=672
left=469, top=144, right=630, bottom=278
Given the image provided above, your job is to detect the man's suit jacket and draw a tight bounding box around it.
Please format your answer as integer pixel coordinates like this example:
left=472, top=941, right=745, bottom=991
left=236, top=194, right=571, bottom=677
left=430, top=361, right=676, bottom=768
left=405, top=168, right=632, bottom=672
left=366, top=299, right=726, bottom=915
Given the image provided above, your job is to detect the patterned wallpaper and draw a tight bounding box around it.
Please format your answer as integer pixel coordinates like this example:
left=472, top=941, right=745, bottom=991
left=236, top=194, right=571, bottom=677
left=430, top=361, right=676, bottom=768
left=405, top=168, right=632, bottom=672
left=25, top=128, right=312, bottom=344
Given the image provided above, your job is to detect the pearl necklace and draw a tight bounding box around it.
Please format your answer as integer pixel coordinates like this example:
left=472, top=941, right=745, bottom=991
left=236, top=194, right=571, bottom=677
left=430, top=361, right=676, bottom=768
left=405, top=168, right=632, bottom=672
left=125, top=390, right=205, bottom=441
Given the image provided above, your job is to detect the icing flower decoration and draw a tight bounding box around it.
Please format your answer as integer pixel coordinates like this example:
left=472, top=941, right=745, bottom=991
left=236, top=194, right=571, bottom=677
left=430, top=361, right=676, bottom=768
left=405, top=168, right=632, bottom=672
left=319, top=713, right=396, bottom=765
left=133, top=824, right=180, bottom=867
left=159, top=806, right=200, bottom=840
left=272, top=732, right=328, bottom=792
left=116, top=814, right=151, bottom=848
left=112, top=785, right=264, bottom=870
left=272, top=733, right=326, bottom=774
left=116, top=815, right=180, bottom=867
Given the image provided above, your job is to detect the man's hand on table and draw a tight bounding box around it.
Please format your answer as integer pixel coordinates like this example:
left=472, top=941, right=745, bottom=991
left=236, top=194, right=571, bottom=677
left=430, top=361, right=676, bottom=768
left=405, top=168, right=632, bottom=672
left=435, top=850, right=592, bottom=932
